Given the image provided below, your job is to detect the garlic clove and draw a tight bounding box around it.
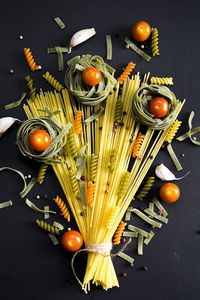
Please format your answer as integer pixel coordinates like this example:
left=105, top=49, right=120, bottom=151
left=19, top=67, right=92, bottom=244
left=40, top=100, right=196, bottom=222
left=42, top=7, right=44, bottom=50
left=0, top=117, right=19, bottom=137
left=68, top=28, right=96, bottom=53
left=155, top=163, right=190, bottom=181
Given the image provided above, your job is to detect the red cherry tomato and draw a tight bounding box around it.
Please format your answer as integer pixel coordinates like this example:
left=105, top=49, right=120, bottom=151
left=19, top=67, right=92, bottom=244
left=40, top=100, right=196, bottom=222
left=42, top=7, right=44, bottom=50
left=131, top=21, right=151, bottom=42
left=61, top=230, right=83, bottom=252
left=29, top=129, right=51, bottom=152
left=159, top=183, right=180, bottom=203
left=149, top=97, right=169, bottom=118
left=82, top=67, right=101, bottom=86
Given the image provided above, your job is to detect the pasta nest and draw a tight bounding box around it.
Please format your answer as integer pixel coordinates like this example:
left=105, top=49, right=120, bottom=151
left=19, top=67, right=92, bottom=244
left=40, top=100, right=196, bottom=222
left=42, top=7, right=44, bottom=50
left=17, top=108, right=71, bottom=163
left=65, top=54, right=117, bottom=106
left=132, top=84, right=179, bottom=130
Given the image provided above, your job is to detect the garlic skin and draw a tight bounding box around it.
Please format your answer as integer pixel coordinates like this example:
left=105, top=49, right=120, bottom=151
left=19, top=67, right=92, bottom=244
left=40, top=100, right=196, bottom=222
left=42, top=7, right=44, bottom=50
left=68, top=28, right=96, bottom=53
left=0, top=117, right=19, bottom=137
left=155, top=163, right=190, bottom=181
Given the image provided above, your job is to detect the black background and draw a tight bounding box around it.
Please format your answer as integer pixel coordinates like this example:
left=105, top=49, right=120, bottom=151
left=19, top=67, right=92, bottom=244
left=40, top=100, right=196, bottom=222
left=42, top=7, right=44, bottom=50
left=0, top=0, right=200, bottom=299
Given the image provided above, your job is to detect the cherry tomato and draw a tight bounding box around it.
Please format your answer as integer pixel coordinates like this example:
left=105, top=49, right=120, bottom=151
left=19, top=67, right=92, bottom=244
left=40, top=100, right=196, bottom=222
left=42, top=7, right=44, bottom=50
left=61, top=230, right=83, bottom=252
left=149, top=97, right=169, bottom=118
left=29, top=129, right=51, bottom=152
left=131, top=21, right=151, bottom=42
left=82, top=67, right=101, bottom=86
left=159, top=183, right=180, bottom=203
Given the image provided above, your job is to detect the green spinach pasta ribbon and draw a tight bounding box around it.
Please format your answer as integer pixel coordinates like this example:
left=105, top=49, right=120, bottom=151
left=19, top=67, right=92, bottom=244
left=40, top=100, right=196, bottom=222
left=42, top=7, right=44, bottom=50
left=132, top=84, right=179, bottom=130
left=65, top=54, right=117, bottom=106
left=17, top=107, right=72, bottom=164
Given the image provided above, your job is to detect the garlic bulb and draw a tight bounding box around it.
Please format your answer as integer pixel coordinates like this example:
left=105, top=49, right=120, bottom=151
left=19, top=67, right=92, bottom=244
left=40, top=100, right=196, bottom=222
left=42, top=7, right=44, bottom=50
left=0, top=117, right=19, bottom=137
left=155, top=163, right=190, bottom=181
left=68, top=28, right=96, bottom=53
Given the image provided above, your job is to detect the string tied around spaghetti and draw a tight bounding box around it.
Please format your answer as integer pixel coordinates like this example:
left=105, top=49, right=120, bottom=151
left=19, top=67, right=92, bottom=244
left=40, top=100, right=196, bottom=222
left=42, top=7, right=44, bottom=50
left=71, top=238, right=132, bottom=293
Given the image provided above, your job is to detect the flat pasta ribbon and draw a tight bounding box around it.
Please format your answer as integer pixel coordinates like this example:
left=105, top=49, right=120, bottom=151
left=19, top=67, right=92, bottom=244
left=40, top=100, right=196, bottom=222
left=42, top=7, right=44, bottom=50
left=17, top=107, right=72, bottom=164
left=65, top=54, right=116, bottom=106
left=132, top=84, right=179, bottom=130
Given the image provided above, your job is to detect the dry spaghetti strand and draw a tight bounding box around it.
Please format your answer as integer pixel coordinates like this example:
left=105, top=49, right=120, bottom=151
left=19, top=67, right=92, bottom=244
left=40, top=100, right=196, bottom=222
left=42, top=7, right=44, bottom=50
left=24, top=48, right=39, bottom=72
left=117, top=62, right=136, bottom=84
left=53, top=195, right=70, bottom=222
left=86, top=182, right=95, bottom=207
left=132, top=133, right=145, bottom=158
left=113, top=221, right=127, bottom=245
left=74, top=111, right=83, bottom=135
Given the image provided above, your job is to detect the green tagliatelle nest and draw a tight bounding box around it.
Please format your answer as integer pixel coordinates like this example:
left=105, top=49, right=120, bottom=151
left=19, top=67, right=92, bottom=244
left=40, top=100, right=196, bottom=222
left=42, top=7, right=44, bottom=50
left=17, top=108, right=71, bottom=164
left=132, top=84, right=179, bottom=130
left=65, top=54, right=117, bottom=106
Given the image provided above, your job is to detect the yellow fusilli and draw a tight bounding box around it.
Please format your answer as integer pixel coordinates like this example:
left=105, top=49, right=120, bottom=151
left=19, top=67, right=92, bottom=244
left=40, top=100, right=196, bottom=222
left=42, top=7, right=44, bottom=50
left=151, top=28, right=159, bottom=56
left=43, top=72, right=64, bottom=92
left=165, top=120, right=182, bottom=143
left=150, top=77, right=173, bottom=85
left=106, top=206, right=120, bottom=230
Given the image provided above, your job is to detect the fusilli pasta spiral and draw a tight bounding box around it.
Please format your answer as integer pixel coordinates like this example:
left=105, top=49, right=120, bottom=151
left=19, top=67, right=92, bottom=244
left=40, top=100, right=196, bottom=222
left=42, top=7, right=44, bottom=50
left=74, top=111, right=83, bottom=135
left=24, top=48, right=39, bottom=72
left=67, top=130, right=78, bottom=158
left=68, top=168, right=79, bottom=196
left=36, top=163, right=48, bottom=184
left=151, top=28, right=159, bottom=56
left=113, top=221, right=127, bottom=245
left=108, top=149, right=118, bottom=171
left=165, top=120, right=182, bottom=143
left=150, top=77, right=173, bottom=85
left=118, top=171, right=131, bottom=199
left=25, top=76, right=37, bottom=101
left=53, top=195, right=70, bottom=221
left=106, top=206, right=120, bottom=229
left=117, top=62, right=136, bottom=84
left=86, top=182, right=95, bottom=207
left=43, top=72, right=64, bottom=92
left=36, top=219, right=60, bottom=235
left=136, top=176, right=155, bottom=201
left=89, top=154, right=98, bottom=182
left=132, top=133, right=145, bottom=158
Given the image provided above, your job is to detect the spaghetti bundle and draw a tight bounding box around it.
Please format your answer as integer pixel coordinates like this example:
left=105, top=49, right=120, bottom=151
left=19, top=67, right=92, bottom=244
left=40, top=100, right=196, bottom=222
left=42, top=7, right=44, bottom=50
left=21, top=58, right=185, bottom=292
